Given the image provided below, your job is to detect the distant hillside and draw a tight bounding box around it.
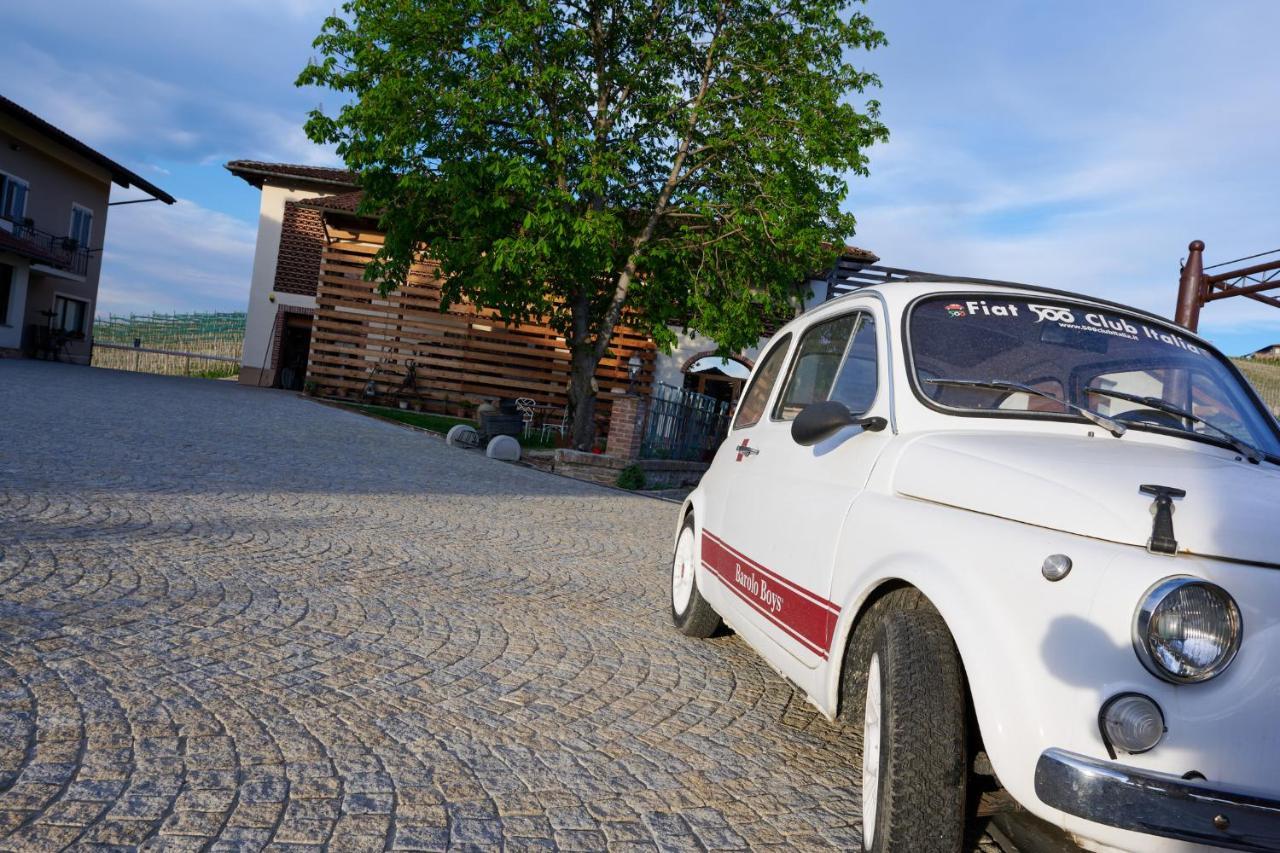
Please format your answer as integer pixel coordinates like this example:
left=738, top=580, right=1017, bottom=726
left=92, top=311, right=246, bottom=378
left=1234, top=358, right=1280, bottom=415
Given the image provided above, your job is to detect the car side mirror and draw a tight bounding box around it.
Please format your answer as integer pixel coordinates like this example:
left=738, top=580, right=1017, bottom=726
left=791, top=400, right=887, bottom=446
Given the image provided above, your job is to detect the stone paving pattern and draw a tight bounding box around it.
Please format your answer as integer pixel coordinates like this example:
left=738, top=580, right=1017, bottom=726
left=0, top=362, right=994, bottom=851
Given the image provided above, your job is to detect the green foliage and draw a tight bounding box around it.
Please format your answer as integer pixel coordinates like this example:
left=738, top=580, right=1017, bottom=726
left=616, top=464, right=647, bottom=490
left=299, top=0, right=888, bottom=443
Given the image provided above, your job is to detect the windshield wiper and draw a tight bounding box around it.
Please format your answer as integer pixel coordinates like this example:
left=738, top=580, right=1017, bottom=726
left=924, top=377, right=1127, bottom=437
left=1083, top=386, right=1266, bottom=464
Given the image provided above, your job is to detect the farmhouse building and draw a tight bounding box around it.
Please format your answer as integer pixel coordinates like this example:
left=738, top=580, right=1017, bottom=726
left=226, top=159, right=879, bottom=442
left=0, top=95, right=173, bottom=363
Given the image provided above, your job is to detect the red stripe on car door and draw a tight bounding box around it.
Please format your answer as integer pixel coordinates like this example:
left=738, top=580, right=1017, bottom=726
left=700, top=531, right=838, bottom=658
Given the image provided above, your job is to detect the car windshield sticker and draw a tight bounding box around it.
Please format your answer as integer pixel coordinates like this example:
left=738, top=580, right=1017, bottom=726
left=907, top=293, right=1280, bottom=455
left=939, top=298, right=1204, bottom=354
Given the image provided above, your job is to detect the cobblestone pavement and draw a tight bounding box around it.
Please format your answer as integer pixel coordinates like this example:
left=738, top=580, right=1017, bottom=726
left=0, top=362, right=1000, bottom=851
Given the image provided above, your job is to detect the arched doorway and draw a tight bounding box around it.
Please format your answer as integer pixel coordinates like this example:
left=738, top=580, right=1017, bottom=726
left=682, top=353, right=752, bottom=406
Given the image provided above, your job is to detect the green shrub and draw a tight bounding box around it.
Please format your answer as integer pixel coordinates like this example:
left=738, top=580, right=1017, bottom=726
left=616, top=464, right=646, bottom=490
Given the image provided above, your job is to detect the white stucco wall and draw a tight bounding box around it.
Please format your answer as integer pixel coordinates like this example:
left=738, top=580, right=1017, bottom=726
left=238, top=184, right=325, bottom=383
left=652, top=277, right=829, bottom=391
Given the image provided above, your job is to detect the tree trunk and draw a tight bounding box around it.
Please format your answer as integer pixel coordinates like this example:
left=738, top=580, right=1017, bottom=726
left=568, top=345, right=599, bottom=451
left=567, top=293, right=600, bottom=451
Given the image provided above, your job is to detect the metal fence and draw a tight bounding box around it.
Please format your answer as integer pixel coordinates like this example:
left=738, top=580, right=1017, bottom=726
left=91, top=311, right=245, bottom=378
left=641, top=382, right=732, bottom=461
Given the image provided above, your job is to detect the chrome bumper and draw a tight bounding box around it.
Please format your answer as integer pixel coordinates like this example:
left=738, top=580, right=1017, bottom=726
left=1035, top=748, right=1280, bottom=852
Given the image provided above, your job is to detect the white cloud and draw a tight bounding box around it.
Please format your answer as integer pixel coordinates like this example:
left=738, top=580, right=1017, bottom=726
left=0, top=27, right=339, bottom=168
left=96, top=197, right=256, bottom=316
left=848, top=0, right=1280, bottom=354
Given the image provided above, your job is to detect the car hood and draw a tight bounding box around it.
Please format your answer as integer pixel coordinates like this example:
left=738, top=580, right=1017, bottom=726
left=893, top=431, right=1280, bottom=566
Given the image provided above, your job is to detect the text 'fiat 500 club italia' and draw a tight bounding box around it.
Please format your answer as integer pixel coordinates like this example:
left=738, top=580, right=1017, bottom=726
left=669, top=281, right=1280, bottom=852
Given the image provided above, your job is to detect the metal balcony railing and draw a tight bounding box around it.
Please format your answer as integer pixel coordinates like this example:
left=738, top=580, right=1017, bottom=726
left=0, top=217, right=91, bottom=276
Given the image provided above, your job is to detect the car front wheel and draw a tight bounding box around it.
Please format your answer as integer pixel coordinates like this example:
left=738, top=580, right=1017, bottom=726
left=861, top=609, right=966, bottom=852
left=670, top=518, right=721, bottom=638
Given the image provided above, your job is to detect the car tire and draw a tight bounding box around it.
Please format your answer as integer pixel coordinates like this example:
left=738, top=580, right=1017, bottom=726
left=860, top=609, right=966, bottom=853
left=670, top=518, right=721, bottom=638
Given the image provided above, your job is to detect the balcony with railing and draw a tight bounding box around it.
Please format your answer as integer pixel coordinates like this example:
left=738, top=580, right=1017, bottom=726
left=0, top=217, right=91, bottom=276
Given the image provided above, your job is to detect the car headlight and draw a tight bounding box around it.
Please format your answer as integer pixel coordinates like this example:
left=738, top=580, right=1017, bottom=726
left=1133, top=576, right=1242, bottom=683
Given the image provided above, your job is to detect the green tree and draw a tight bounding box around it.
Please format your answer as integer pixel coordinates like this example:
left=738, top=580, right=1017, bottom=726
left=299, top=0, right=887, bottom=448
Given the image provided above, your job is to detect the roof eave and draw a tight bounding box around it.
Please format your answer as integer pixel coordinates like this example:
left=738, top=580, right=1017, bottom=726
left=224, top=164, right=358, bottom=191
left=0, top=95, right=174, bottom=205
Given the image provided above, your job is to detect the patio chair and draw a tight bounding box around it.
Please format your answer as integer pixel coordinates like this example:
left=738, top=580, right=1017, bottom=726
left=540, top=407, right=569, bottom=443
left=515, top=397, right=537, bottom=437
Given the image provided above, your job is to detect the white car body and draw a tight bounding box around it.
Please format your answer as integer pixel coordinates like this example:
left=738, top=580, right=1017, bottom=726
left=676, top=281, right=1280, bottom=852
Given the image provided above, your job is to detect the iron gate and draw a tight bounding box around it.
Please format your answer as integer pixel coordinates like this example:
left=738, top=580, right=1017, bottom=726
left=641, top=382, right=732, bottom=461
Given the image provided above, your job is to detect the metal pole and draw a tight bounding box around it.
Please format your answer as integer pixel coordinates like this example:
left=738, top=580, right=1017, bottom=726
left=1175, top=240, right=1206, bottom=331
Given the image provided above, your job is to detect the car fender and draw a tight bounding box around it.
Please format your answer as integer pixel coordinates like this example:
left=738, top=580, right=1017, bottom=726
left=821, top=493, right=1113, bottom=818
left=674, top=491, right=699, bottom=547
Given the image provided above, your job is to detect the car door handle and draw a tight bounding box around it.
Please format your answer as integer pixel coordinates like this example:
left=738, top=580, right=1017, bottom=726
left=735, top=443, right=759, bottom=456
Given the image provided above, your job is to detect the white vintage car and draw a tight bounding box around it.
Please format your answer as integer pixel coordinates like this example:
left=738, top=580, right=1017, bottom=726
left=670, top=281, right=1280, bottom=852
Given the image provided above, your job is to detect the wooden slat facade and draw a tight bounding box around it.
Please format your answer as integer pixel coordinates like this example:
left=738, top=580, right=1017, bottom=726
left=307, top=225, right=655, bottom=429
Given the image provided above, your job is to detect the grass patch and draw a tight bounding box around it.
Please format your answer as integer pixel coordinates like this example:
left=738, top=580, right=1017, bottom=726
left=191, top=365, right=240, bottom=380
left=341, top=404, right=558, bottom=449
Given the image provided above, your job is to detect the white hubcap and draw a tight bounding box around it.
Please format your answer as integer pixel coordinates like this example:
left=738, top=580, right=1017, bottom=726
left=862, top=653, right=883, bottom=849
left=672, top=527, right=696, bottom=615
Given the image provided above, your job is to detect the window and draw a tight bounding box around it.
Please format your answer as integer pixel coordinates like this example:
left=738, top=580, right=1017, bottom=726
left=829, top=314, right=878, bottom=414
left=732, top=333, right=791, bottom=430
left=1, top=173, right=28, bottom=223
left=53, top=295, right=88, bottom=335
left=69, top=205, right=93, bottom=247
left=774, top=315, right=856, bottom=420
left=908, top=294, right=1280, bottom=457
left=0, top=264, right=11, bottom=325
left=773, top=312, right=878, bottom=420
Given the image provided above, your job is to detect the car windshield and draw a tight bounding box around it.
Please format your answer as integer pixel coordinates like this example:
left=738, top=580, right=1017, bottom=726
left=908, top=294, right=1280, bottom=458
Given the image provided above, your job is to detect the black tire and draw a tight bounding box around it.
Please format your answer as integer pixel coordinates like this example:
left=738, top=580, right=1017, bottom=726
left=860, top=609, right=967, bottom=853
left=670, top=517, right=721, bottom=638
left=840, top=587, right=928, bottom=729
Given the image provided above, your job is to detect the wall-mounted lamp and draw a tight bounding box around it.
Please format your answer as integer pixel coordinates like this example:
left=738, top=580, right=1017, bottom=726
left=627, top=354, right=642, bottom=393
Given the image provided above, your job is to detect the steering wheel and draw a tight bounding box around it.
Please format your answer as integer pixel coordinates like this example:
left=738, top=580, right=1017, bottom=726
left=1113, top=408, right=1187, bottom=430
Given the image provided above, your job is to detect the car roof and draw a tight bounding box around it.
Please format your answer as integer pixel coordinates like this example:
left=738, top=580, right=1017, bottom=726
left=793, top=279, right=1210, bottom=348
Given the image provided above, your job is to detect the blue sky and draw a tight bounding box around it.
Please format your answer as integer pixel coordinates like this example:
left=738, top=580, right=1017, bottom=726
left=6, top=1, right=1279, bottom=355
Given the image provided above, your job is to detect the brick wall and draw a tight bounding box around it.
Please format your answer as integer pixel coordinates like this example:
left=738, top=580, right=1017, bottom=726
left=273, top=202, right=326, bottom=297
left=260, top=304, right=316, bottom=387
left=605, top=394, right=647, bottom=459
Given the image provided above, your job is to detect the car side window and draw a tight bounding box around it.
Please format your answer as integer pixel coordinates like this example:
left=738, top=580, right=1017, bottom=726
left=829, top=313, right=878, bottom=415
left=772, top=311, right=878, bottom=421
left=773, top=315, right=857, bottom=420
left=733, top=334, right=791, bottom=430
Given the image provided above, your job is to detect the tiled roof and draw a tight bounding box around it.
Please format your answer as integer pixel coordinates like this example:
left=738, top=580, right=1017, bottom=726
left=841, top=245, right=879, bottom=262
left=225, top=160, right=357, bottom=189
left=0, top=95, right=174, bottom=204
left=298, top=190, right=365, bottom=214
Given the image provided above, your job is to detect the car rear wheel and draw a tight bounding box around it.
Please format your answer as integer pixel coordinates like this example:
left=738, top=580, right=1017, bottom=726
left=860, top=609, right=966, bottom=852
left=670, top=518, right=721, bottom=638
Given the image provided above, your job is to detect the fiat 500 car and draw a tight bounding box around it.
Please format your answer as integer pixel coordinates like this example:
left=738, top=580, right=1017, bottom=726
left=669, top=281, right=1280, bottom=852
